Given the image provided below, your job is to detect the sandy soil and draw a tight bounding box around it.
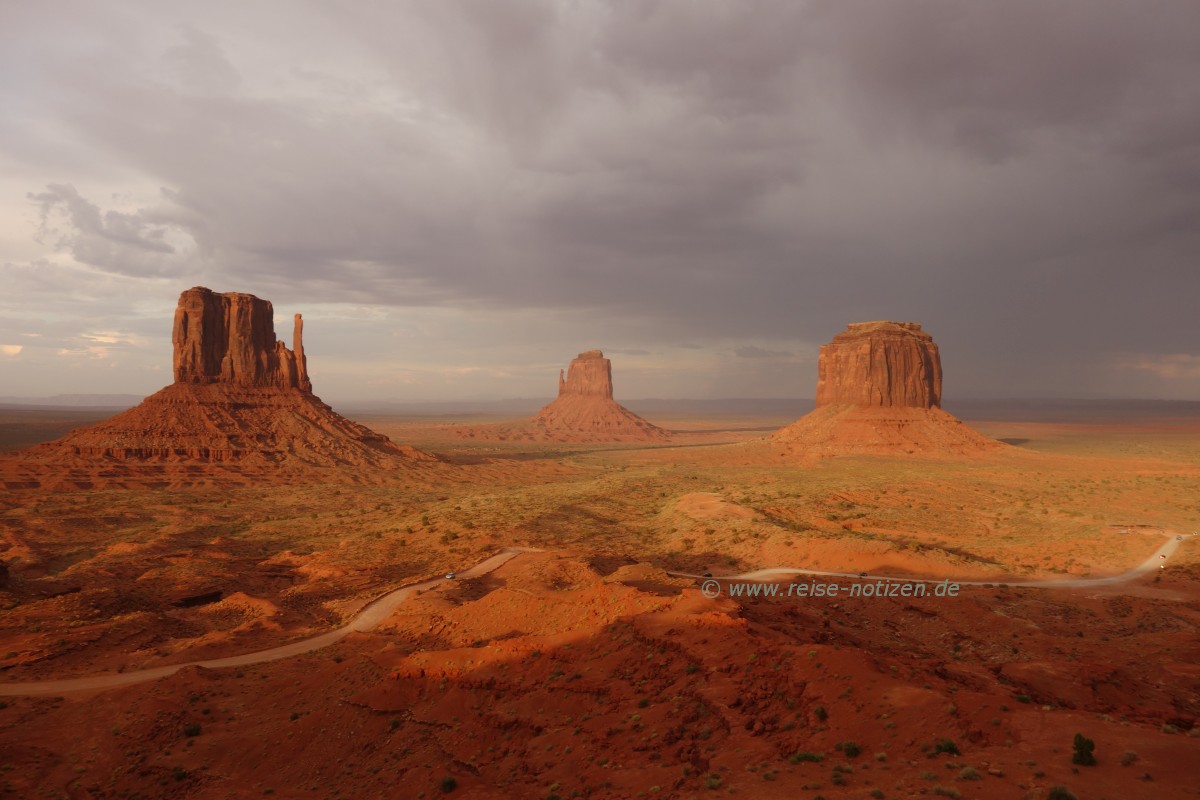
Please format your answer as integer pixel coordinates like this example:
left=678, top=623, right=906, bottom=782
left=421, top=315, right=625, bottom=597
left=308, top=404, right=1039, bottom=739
left=0, top=412, right=1198, bottom=798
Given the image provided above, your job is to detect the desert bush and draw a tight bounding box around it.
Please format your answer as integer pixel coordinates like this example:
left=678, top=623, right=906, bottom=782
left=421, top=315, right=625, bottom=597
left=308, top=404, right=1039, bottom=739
left=789, top=752, right=823, bottom=764
left=440, top=775, right=457, bottom=793
left=1071, top=733, right=1096, bottom=766
left=1047, top=787, right=1077, bottom=800
left=958, top=766, right=981, bottom=781
left=933, top=738, right=960, bottom=756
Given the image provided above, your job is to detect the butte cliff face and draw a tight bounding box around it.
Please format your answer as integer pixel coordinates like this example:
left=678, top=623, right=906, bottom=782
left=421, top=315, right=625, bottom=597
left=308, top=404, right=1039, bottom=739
left=7, top=287, right=433, bottom=486
left=815, top=321, right=942, bottom=409
left=774, top=321, right=999, bottom=455
left=172, top=287, right=311, bottom=391
left=556, top=350, right=613, bottom=399
left=455, top=350, right=670, bottom=443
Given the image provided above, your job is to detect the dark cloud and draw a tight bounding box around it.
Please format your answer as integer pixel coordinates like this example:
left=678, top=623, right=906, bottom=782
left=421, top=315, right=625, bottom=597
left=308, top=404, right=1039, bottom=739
left=2, top=0, right=1199, bottom=399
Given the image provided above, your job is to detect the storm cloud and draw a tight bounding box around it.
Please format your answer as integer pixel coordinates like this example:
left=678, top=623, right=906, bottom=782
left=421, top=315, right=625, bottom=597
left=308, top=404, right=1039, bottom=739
left=2, top=0, right=1198, bottom=401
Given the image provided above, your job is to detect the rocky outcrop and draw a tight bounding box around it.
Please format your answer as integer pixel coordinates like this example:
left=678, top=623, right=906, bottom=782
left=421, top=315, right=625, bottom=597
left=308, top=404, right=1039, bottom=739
left=557, top=350, right=613, bottom=399
left=10, top=287, right=434, bottom=482
left=454, top=350, right=670, bottom=443
left=815, top=321, right=941, bottom=409
left=173, top=287, right=311, bottom=391
left=774, top=321, right=999, bottom=456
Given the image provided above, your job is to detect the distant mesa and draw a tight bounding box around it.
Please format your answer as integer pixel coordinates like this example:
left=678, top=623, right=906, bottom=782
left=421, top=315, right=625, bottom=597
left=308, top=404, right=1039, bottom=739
left=7, top=286, right=433, bottom=483
left=455, top=350, right=670, bottom=443
left=773, top=321, right=1000, bottom=455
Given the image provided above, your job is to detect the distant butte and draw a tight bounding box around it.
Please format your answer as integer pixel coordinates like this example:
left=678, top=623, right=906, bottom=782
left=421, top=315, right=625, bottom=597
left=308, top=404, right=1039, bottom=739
left=455, top=350, right=670, bottom=443
left=773, top=321, right=1000, bottom=455
left=6, top=287, right=434, bottom=486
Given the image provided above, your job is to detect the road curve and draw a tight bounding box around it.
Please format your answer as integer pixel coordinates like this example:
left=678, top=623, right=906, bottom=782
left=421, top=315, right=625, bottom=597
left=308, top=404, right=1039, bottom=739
left=0, top=547, right=540, bottom=697
left=1, top=534, right=1189, bottom=697
left=670, top=530, right=1187, bottom=588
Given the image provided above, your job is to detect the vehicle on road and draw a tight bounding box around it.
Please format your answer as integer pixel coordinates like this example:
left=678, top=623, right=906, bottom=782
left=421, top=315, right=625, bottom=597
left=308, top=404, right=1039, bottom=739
left=1178, top=536, right=1183, bottom=540
left=702, top=572, right=713, bottom=578
left=1159, top=554, right=1166, bottom=559
left=445, top=572, right=456, bottom=579
left=858, top=571, right=867, bottom=577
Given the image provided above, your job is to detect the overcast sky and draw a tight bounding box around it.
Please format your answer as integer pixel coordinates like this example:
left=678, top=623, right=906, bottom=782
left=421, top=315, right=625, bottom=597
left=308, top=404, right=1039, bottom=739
left=2, top=1, right=1198, bottom=403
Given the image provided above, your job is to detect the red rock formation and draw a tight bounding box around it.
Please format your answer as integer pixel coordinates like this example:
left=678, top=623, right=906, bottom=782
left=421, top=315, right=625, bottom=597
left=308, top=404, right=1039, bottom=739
left=774, top=321, right=999, bottom=455
left=8, top=287, right=434, bottom=484
left=815, top=321, right=941, bottom=409
left=557, top=350, right=613, bottom=399
left=454, top=350, right=670, bottom=443
left=172, top=287, right=311, bottom=391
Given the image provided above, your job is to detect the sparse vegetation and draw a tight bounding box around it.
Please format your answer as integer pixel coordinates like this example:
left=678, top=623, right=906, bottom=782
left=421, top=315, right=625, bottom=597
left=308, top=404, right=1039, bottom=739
left=790, top=752, right=824, bottom=764
left=933, top=738, right=960, bottom=756
left=1071, top=733, right=1096, bottom=766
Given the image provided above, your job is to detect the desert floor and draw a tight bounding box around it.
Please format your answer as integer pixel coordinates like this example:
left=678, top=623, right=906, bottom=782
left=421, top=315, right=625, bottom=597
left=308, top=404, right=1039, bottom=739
left=1, top=408, right=1198, bottom=799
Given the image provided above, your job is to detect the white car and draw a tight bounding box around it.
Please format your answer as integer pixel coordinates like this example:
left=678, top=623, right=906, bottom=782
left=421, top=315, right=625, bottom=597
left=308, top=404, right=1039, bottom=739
left=445, top=572, right=457, bottom=579
left=1159, top=554, right=1166, bottom=559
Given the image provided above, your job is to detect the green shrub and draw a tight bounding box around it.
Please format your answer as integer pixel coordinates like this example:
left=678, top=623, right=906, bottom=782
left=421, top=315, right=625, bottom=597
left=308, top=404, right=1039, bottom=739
left=183, top=723, right=201, bottom=738
left=933, top=738, right=959, bottom=756
left=789, top=751, right=823, bottom=764
left=440, top=775, right=457, bottom=793
left=1071, top=733, right=1096, bottom=766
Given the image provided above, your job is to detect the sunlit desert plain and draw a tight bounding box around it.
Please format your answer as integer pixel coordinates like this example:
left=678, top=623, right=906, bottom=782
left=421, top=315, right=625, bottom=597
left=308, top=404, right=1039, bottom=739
left=2, top=399, right=1199, bottom=799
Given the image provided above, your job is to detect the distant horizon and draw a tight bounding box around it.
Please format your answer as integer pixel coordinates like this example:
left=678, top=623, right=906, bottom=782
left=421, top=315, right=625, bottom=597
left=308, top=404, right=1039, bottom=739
left=4, top=392, right=1200, bottom=411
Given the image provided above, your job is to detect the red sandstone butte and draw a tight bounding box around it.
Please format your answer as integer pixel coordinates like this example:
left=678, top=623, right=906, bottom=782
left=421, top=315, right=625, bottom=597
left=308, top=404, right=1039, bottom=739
left=815, top=321, right=942, bottom=409
left=173, top=288, right=311, bottom=391
left=455, top=350, right=670, bottom=443
left=774, top=321, right=999, bottom=455
left=10, top=287, right=433, bottom=480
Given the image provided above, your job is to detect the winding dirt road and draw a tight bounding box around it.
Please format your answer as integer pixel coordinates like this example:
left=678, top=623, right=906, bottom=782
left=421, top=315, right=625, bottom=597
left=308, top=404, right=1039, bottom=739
left=1, top=533, right=1188, bottom=697
left=0, top=547, right=539, bottom=697
left=671, top=530, right=1187, bottom=588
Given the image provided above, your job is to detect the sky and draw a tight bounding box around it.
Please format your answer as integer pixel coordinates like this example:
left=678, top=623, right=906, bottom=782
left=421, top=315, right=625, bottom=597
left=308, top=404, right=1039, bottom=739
left=2, top=0, right=1198, bottom=403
